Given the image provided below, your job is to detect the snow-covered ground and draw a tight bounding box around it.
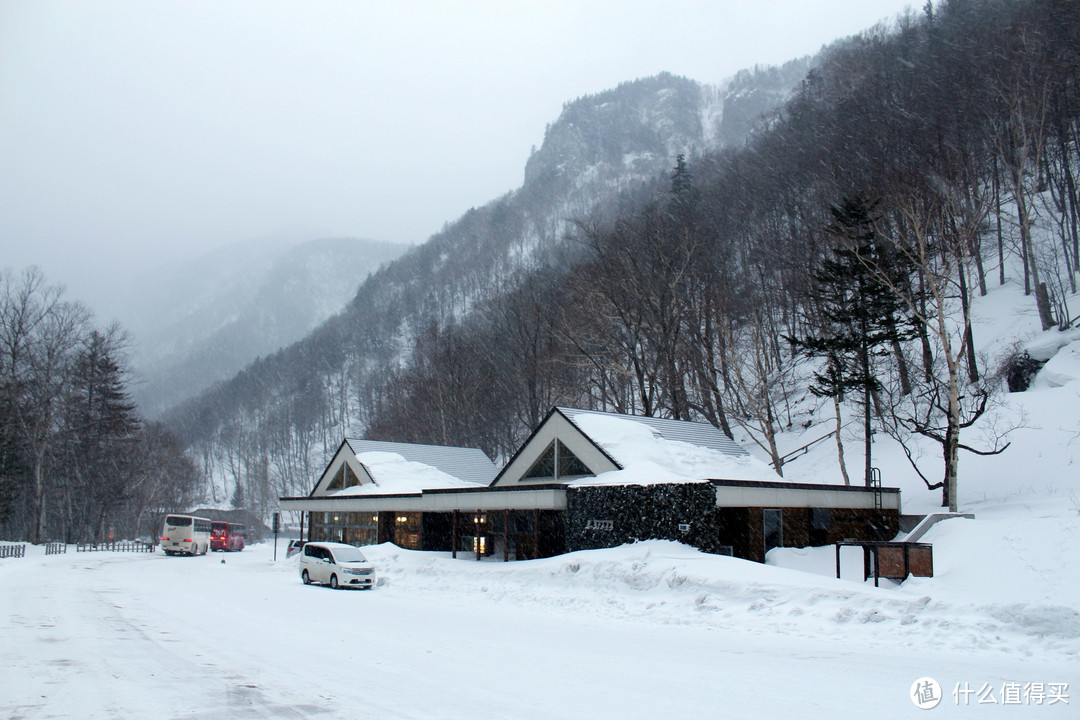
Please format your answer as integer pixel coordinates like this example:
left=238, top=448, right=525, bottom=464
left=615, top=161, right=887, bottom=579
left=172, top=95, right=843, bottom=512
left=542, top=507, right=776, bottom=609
left=0, top=496, right=1075, bottom=720
left=0, top=533, right=1075, bottom=719
left=1, top=280, right=1077, bottom=718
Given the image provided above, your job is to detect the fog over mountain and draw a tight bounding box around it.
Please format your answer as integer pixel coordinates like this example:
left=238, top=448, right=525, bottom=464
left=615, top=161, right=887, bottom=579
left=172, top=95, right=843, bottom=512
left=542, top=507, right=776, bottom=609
left=1, top=1, right=915, bottom=314
left=121, top=236, right=406, bottom=416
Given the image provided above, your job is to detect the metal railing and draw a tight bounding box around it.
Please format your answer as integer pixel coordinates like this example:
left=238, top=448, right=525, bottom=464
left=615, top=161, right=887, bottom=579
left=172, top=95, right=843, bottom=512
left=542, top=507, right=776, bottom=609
left=770, top=421, right=858, bottom=468
left=76, top=540, right=155, bottom=553
left=0, top=544, right=26, bottom=559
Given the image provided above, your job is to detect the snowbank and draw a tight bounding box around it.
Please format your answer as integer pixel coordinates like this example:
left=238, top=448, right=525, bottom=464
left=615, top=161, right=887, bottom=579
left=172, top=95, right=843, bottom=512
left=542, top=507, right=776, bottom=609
left=364, top=535, right=1079, bottom=661
left=1030, top=336, right=1080, bottom=389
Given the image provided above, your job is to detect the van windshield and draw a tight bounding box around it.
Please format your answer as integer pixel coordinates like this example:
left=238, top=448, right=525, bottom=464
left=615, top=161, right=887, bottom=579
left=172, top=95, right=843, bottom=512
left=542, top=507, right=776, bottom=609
left=332, top=547, right=367, bottom=563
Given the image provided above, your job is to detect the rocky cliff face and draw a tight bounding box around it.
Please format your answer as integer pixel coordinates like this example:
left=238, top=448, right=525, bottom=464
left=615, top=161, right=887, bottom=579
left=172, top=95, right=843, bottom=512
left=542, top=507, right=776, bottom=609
left=524, top=73, right=708, bottom=189
left=524, top=64, right=811, bottom=199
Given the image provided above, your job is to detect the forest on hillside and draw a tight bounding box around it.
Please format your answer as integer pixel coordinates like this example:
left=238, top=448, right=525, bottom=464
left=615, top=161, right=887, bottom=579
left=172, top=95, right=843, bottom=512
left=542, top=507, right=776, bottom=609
left=360, top=0, right=1079, bottom=512
left=0, top=268, right=201, bottom=543
left=171, top=0, right=1078, bottom=519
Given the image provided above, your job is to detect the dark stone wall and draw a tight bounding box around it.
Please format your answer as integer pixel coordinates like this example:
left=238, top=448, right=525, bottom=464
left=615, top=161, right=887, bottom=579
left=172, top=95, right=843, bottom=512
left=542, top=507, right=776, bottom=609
left=565, top=484, right=727, bottom=555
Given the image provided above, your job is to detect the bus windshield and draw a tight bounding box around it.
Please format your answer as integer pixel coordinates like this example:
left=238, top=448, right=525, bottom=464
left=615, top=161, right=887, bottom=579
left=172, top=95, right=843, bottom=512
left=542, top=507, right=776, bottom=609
left=166, top=515, right=192, bottom=527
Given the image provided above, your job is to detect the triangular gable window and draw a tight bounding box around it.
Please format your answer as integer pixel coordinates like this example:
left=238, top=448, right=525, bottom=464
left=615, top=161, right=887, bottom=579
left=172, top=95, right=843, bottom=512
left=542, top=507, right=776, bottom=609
left=326, top=462, right=361, bottom=491
left=523, top=442, right=555, bottom=479
left=558, top=440, right=591, bottom=477
left=344, top=464, right=360, bottom=487
left=522, top=440, right=591, bottom=481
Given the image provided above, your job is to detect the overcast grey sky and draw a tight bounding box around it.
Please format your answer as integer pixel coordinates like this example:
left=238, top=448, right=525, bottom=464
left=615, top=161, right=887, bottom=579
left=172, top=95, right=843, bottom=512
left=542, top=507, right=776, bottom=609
left=1, top=0, right=913, bottom=308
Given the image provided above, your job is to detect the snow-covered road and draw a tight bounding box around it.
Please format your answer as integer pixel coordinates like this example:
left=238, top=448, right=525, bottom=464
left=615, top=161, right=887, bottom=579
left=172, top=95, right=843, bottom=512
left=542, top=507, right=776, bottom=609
left=1, top=533, right=1075, bottom=719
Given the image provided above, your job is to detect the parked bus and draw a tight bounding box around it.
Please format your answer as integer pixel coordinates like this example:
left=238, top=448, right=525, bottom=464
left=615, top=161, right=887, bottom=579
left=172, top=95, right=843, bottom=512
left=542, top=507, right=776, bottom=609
left=161, top=514, right=212, bottom=556
left=210, top=521, right=246, bottom=552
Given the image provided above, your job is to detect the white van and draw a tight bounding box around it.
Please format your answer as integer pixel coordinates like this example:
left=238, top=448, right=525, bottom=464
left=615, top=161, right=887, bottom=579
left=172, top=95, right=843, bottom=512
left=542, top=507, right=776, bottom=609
left=299, top=541, right=376, bottom=590
left=161, top=514, right=212, bottom=556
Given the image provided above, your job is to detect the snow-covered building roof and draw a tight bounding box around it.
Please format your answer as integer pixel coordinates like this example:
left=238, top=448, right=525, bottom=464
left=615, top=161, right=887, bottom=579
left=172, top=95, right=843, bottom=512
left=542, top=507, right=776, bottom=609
left=344, top=439, right=498, bottom=487
left=560, top=407, right=749, bottom=457
left=492, top=407, right=774, bottom=488
left=309, top=439, right=497, bottom=497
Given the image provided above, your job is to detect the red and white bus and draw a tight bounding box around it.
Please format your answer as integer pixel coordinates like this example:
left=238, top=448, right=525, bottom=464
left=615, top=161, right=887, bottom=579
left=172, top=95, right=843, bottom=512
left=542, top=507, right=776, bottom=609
left=210, top=521, right=246, bottom=552
left=161, top=514, right=212, bottom=556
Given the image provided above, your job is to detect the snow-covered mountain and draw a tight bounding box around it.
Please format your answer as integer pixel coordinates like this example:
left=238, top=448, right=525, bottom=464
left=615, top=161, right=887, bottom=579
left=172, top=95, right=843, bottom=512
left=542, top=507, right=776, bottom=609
left=117, top=236, right=406, bottom=416
left=166, top=68, right=813, bottom=467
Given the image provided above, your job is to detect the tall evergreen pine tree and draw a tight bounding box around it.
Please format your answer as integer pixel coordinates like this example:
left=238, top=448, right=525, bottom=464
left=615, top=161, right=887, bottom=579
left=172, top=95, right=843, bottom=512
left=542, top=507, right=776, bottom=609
left=791, top=197, right=915, bottom=486
left=65, top=331, right=140, bottom=541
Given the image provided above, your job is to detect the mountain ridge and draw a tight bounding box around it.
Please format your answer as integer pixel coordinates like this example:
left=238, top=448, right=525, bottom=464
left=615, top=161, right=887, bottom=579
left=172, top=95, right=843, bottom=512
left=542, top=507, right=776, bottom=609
left=161, top=66, right=813, bottom=504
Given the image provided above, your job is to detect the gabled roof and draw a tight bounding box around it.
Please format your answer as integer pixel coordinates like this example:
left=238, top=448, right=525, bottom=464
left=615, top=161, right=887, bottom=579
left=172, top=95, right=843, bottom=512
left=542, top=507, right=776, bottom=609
left=344, top=439, right=498, bottom=487
left=558, top=407, right=749, bottom=458
left=554, top=407, right=774, bottom=486
left=491, top=407, right=769, bottom=488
